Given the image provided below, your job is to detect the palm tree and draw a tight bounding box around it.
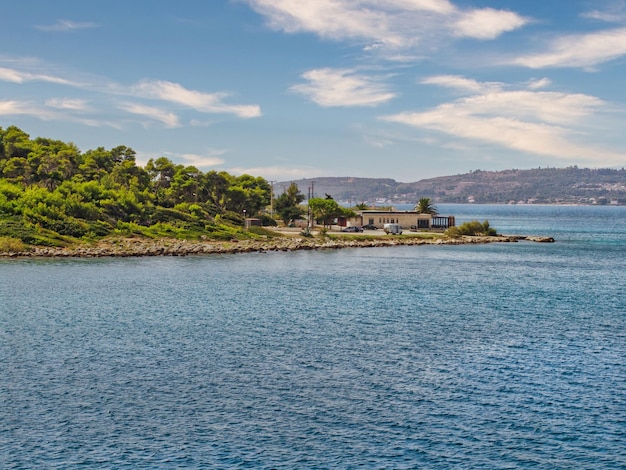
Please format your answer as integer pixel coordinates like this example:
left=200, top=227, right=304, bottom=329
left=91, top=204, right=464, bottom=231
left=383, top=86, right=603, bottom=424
left=415, top=197, right=438, bottom=215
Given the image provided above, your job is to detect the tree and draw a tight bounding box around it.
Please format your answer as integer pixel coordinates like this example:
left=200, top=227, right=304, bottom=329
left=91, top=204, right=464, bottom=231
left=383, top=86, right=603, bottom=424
left=201, top=170, right=230, bottom=212
left=36, top=153, right=73, bottom=190
left=110, top=145, right=137, bottom=164
left=274, top=182, right=305, bottom=225
left=415, top=197, right=438, bottom=215
left=1, top=126, right=32, bottom=159
left=224, top=174, right=271, bottom=215
left=170, top=165, right=201, bottom=203
left=309, top=196, right=341, bottom=229
left=145, top=157, right=177, bottom=206
left=0, top=125, right=312, bottom=244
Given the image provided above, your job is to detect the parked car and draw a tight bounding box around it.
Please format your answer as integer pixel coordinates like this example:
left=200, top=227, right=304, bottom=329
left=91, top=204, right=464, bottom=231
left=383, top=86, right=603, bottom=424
left=362, top=224, right=378, bottom=230
left=341, top=226, right=363, bottom=232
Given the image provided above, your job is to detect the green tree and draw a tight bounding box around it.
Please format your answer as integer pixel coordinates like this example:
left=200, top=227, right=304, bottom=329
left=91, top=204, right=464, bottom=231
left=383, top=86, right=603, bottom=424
left=2, top=157, right=31, bottom=184
left=145, top=157, right=177, bottom=206
left=170, top=165, right=201, bottom=204
left=224, top=174, right=271, bottom=215
left=309, top=196, right=340, bottom=229
left=110, top=145, right=137, bottom=164
left=201, top=170, right=230, bottom=211
left=1, top=126, right=32, bottom=159
left=415, top=197, right=438, bottom=215
left=274, top=182, right=305, bottom=225
left=110, top=159, right=151, bottom=191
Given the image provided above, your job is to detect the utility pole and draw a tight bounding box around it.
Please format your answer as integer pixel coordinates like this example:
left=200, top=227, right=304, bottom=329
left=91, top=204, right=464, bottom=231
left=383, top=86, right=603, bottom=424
left=307, top=184, right=311, bottom=229
left=308, top=181, right=315, bottom=229
left=269, top=180, right=275, bottom=217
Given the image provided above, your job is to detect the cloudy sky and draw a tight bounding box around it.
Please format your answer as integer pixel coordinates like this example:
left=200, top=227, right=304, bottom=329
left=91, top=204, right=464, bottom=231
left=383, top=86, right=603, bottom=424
left=2, top=0, right=626, bottom=181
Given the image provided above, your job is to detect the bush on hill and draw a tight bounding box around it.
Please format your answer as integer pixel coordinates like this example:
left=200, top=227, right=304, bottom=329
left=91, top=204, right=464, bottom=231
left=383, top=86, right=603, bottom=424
left=0, top=125, right=277, bottom=246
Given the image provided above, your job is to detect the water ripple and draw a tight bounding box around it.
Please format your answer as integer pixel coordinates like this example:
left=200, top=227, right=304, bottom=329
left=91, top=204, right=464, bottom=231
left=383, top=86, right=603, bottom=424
left=2, top=207, right=626, bottom=468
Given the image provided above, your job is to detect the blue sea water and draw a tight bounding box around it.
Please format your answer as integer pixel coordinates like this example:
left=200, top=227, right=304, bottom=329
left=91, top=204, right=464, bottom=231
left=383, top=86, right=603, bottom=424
left=1, top=205, right=625, bottom=469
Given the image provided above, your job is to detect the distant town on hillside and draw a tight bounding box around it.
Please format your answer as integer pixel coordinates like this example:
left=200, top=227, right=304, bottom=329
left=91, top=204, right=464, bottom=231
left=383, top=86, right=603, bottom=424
left=278, top=167, right=626, bottom=206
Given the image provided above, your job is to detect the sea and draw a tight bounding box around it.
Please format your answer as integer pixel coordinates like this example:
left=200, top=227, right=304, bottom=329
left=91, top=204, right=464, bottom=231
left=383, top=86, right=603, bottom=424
left=1, top=204, right=625, bottom=469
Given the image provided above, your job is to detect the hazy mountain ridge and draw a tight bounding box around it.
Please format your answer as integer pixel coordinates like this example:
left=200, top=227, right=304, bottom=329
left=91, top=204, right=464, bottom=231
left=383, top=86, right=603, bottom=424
left=279, top=167, right=626, bottom=205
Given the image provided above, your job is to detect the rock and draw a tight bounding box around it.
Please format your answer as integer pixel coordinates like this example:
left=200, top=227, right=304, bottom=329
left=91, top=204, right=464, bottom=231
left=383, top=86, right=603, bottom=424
left=526, top=236, right=555, bottom=243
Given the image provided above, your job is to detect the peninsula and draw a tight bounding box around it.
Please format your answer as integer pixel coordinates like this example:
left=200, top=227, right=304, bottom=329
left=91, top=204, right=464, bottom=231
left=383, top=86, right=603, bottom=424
left=0, top=125, right=553, bottom=258
left=1, top=231, right=554, bottom=258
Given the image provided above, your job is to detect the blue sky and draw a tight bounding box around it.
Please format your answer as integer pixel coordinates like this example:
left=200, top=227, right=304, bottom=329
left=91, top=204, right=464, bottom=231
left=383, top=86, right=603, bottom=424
left=2, top=0, right=626, bottom=181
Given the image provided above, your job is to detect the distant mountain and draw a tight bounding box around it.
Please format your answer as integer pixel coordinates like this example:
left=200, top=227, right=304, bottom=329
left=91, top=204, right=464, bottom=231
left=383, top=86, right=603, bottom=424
left=278, top=167, right=626, bottom=205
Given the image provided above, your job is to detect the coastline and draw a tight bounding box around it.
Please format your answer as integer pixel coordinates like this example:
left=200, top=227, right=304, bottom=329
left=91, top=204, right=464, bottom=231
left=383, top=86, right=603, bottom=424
left=0, top=234, right=554, bottom=258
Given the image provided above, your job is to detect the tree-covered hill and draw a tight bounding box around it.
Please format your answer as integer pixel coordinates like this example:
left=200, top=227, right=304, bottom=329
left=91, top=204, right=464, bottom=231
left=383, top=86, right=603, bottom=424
left=0, top=126, right=274, bottom=247
left=284, top=167, right=626, bottom=205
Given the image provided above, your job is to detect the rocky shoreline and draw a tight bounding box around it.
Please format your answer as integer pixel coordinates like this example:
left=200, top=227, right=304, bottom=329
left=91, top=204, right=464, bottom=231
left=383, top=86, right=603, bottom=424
left=0, top=234, right=554, bottom=258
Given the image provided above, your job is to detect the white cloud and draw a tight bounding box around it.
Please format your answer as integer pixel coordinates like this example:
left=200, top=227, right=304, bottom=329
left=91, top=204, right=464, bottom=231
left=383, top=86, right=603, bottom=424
left=180, top=152, right=225, bottom=168
left=0, top=66, right=78, bottom=85
left=527, top=77, right=551, bottom=89
left=581, top=1, right=626, bottom=23
left=512, top=27, right=626, bottom=69
left=246, top=1, right=401, bottom=46
left=132, top=80, right=262, bottom=118
left=119, top=102, right=181, bottom=128
left=158, top=150, right=227, bottom=169
left=454, top=8, right=529, bottom=40
left=0, top=99, right=123, bottom=129
left=229, top=165, right=318, bottom=180
left=383, top=0, right=455, bottom=15
left=189, top=119, right=216, bottom=127
left=380, top=76, right=624, bottom=164
left=246, top=0, right=529, bottom=53
left=35, top=20, right=98, bottom=32
left=0, top=59, right=261, bottom=129
left=0, top=100, right=41, bottom=116
left=45, top=98, right=91, bottom=111
left=420, top=75, right=501, bottom=92
left=290, top=68, right=395, bottom=107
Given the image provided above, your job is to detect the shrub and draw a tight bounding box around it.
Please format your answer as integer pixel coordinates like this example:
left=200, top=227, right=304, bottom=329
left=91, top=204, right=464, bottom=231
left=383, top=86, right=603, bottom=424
left=0, top=236, right=27, bottom=253
left=446, top=220, right=497, bottom=237
left=150, top=206, right=195, bottom=223
left=203, top=223, right=241, bottom=240
left=259, top=214, right=277, bottom=226
left=115, top=221, right=152, bottom=237
left=247, top=226, right=280, bottom=238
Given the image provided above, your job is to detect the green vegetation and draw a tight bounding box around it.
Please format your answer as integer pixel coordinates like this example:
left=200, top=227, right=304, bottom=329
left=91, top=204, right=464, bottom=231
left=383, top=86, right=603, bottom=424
left=0, top=125, right=276, bottom=247
left=274, top=182, right=305, bottom=225
left=308, top=196, right=341, bottom=229
left=308, top=194, right=356, bottom=229
left=0, top=236, right=27, bottom=252
left=415, top=197, right=438, bottom=215
left=445, top=220, right=497, bottom=238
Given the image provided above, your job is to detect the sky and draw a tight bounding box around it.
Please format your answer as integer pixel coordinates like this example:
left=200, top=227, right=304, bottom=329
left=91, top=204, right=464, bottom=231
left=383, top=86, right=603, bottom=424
left=1, top=0, right=626, bottom=182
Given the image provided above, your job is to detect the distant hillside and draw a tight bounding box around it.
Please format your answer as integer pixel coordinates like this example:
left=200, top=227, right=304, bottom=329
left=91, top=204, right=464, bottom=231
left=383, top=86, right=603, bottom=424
left=279, top=167, right=626, bottom=205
